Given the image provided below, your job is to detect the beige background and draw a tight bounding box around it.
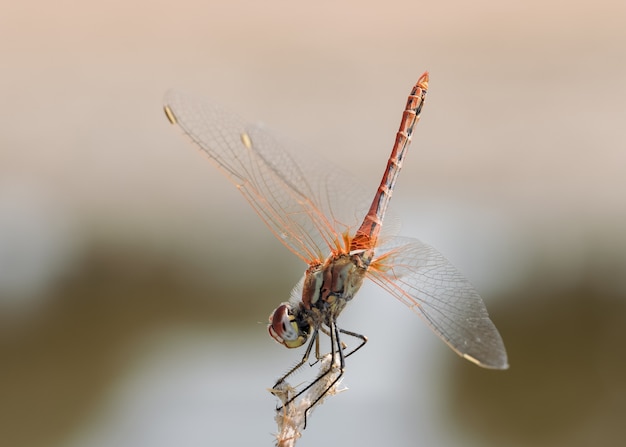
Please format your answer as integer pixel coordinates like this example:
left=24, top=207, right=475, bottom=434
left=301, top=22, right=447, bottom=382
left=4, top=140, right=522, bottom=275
left=1, top=1, right=625, bottom=446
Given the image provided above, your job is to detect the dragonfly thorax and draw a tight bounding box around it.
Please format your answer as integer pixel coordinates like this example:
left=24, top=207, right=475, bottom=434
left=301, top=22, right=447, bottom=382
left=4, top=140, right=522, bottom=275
left=267, top=251, right=372, bottom=349
left=304, top=253, right=371, bottom=309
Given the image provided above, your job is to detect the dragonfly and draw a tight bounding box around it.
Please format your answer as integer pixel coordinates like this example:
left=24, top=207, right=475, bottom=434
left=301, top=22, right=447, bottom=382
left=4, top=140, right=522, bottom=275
left=163, top=72, right=508, bottom=424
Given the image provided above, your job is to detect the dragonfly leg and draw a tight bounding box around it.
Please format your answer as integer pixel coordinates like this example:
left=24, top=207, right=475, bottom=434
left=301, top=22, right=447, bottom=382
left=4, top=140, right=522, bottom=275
left=339, top=328, right=368, bottom=358
left=308, top=333, right=323, bottom=367
left=273, top=327, right=319, bottom=389
left=301, top=319, right=346, bottom=428
left=273, top=324, right=367, bottom=427
left=314, top=325, right=367, bottom=360
left=274, top=318, right=346, bottom=426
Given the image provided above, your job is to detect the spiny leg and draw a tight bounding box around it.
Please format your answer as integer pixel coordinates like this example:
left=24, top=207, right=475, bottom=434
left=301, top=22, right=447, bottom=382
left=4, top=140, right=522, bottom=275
left=273, top=327, right=319, bottom=389
left=275, top=319, right=344, bottom=419
left=340, top=328, right=368, bottom=358
left=299, top=326, right=368, bottom=427
left=313, top=331, right=322, bottom=363
left=308, top=326, right=328, bottom=367
left=276, top=323, right=369, bottom=408
left=273, top=324, right=369, bottom=426
left=302, top=319, right=347, bottom=428
left=320, top=326, right=367, bottom=357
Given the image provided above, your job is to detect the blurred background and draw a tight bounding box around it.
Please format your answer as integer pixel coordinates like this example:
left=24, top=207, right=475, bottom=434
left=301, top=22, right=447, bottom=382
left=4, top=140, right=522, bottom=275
left=1, top=1, right=625, bottom=446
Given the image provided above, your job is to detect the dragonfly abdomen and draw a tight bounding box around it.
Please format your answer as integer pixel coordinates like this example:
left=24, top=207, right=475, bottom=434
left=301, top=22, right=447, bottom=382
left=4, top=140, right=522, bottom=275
left=351, top=73, right=429, bottom=251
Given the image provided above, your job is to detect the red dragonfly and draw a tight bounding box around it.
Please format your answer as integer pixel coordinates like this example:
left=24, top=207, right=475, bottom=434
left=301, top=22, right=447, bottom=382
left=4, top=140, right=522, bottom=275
left=164, top=72, right=508, bottom=421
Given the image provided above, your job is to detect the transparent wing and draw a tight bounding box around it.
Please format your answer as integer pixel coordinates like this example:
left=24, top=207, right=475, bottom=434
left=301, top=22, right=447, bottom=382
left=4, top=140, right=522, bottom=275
left=164, top=90, right=376, bottom=263
left=368, top=236, right=508, bottom=369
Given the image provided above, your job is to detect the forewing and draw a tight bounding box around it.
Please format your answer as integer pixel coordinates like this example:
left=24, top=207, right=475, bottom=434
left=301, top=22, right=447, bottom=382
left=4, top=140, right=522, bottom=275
left=164, top=90, right=373, bottom=263
left=368, top=236, right=508, bottom=369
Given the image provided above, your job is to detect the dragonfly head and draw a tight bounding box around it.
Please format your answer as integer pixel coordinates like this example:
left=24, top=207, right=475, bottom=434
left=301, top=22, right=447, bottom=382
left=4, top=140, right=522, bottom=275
left=268, top=303, right=309, bottom=349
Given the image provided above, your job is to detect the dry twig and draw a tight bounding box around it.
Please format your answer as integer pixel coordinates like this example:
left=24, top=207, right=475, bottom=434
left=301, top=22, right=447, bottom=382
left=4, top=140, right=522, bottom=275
left=271, top=354, right=345, bottom=447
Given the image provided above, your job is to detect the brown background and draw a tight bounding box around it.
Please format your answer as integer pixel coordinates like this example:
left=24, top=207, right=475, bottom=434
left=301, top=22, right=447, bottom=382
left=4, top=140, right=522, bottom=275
left=1, top=1, right=625, bottom=446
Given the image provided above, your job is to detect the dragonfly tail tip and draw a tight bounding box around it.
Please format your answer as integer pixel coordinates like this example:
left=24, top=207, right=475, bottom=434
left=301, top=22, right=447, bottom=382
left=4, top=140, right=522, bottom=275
left=417, top=72, right=429, bottom=90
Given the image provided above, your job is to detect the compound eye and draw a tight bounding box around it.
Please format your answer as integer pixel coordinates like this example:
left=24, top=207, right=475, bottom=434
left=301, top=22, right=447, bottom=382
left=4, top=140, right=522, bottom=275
left=267, top=304, right=308, bottom=348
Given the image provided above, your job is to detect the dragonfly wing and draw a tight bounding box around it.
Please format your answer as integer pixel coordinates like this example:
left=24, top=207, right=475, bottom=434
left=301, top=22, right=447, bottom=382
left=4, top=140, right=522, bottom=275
left=368, top=236, right=508, bottom=369
left=164, top=90, right=372, bottom=263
